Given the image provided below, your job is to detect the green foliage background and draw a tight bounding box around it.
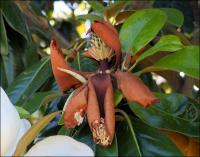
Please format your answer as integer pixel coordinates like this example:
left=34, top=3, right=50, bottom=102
left=0, top=0, right=199, bottom=156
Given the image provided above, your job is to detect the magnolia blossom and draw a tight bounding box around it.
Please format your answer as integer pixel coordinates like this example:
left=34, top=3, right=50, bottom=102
left=1, top=87, right=94, bottom=156
left=0, top=87, right=31, bottom=156
left=25, top=135, right=94, bottom=156
left=50, top=20, right=159, bottom=147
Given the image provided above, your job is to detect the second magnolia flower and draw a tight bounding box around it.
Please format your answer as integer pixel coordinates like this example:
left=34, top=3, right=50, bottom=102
left=50, top=20, right=159, bottom=147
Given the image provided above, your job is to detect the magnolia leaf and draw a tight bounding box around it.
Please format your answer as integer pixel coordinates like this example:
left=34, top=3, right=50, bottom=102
left=14, top=112, right=60, bottom=156
left=120, top=9, right=167, bottom=54
left=1, top=1, right=31, bottom=42
left=114, top=89, right=123, bottom=107
left=88, top=1, right=104, bottom=14
left=21, top=91, right=61, bottom=113
left=143, top=46, right=199, bottom=79
left=6, top=58, right=52, bottom=105
left=0, top=11, right=8, bottom=55
left=136, top=35, right=183, bottom=63
left=129, top=93, right=200, bottom=138
left=117, top=117, right=183, bottom=156
left=161, top=8, right=184, bottom=27
left=15, top=106, right=30, bottom=119
left=115, top=109, right=142, bottom=156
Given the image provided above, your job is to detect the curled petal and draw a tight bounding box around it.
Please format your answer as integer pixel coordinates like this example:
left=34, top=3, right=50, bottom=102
left=91, top=20, right=121, bottom=66
left=104, top=78, right=115, bottom=144
left=50, top=39, right=81, bottom=92
left=64, top=85, right=88, bottom=128
left=88, top=74, right=114, bottom=146
left=114, top=71, right=159, bottom=107
left=87, top=79, right=101, bottom=130
left=57, top=68, right=87, bottom=84
left=50, top=38, right=92, bottom=92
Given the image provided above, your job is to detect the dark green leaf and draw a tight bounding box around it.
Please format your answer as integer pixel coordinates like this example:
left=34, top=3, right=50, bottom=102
left=1, top=53, right=15, bottom=86
left=0, top=1, right=31, bottom=42
left=21, top=91, right=61, bottom=113
left=0, top=11, right=8, bottom=55
left=6, top=58, right=52, bottom=105
left=115, top=109, right=142, bottom=156
left=143, top=46, right=200, bottom=79
left=114, top=90, right=123, bottom=107
left=58, top=126, right=73, bottom=136
left=119, top=9, right=167, bottom=54
left=15, top=106, right=30, bottom=119
left=96, top=135, right=118, bottom=156
left=161, top=8, right=184, bottom=27
left=117, top=117, right=183, bottom=156
left=137, top=35, right=183, bottom=64
left=128, top=93, right=200, bottom=138
left=88, top=1, right=104, bottom=14
left=71, top=55, right=98, bottom=72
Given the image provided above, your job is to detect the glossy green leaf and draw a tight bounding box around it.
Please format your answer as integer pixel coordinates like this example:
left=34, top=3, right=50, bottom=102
left=161, top=8, right=184, bottom=27
left=143, top=46, right=200, bottom=79
left=117, top=117, right=183, bottom=156
left=116, top=109, right=142, bottom=156
left=119, top=9, right=167, bottom=54
left=1, top=53, right=15, bottom=86
left=58, top=126, right=73, bottom=136
left=6, top=58, right=52, bottom=105
left=96, top=135, right=118, bottom=156
left=137, top=35, right=183, bottom=63
left=0, top=1, right=31, bottom=42
left=128, top=93, right=200, bottom=138
left=21, top=91, right=61, bottom=113
left=72, top=55, right=98, bottom=72
left=14, top=112, right=60, bottom=156
left=88, top=1, right=104, bottom=14
left=15, top=106, right=30, bottom=119
left=114, top=89, right=123, bottom=107
left=0, top=11, right=8, bottom=55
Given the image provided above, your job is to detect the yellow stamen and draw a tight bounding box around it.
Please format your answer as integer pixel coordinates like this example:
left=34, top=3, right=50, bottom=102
left=88, top=33, right=114, bottom=61
left=92, top=118, right=111, bottom=147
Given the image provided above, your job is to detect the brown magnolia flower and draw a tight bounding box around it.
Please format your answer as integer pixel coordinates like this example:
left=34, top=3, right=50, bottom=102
left=50, top=20, right=159, bottom=147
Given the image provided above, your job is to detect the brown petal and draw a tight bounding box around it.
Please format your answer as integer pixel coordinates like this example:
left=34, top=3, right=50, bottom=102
left=87, top=78, right=101, bottom=129
left=104, top=78, right=115, bottom=143
left=50, top=38, right=92, bottom=92
left=114, top=71, right=159, bottom=107
left=88, top=74, right=115, bottom=146
left=91, top=20, right=121, bottom=66
left=64, top=85, right=88, bottom=128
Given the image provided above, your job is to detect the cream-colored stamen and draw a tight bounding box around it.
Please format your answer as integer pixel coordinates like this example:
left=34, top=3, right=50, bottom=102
left=88, top=33, right=114, bottom=61
left=74, top=111, right=84, bottom=126
left=92, top=118, right=111, bottom=146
